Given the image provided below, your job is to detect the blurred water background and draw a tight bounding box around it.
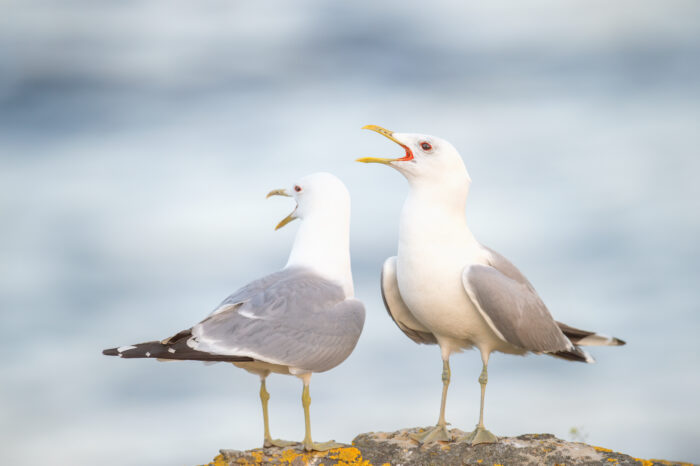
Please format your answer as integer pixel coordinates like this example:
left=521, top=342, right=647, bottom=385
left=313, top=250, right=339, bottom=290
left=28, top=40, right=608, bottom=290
left=1, top=1, right=699, bottom=465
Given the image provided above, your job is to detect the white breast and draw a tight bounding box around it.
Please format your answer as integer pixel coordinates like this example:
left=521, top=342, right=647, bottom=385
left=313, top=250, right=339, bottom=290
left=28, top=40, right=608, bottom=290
left=395, top=196, right=504, bottom=353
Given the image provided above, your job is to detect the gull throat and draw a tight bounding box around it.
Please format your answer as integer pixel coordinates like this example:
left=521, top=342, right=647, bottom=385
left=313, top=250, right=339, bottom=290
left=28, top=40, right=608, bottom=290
left=285, top=214, right=354, bottom=297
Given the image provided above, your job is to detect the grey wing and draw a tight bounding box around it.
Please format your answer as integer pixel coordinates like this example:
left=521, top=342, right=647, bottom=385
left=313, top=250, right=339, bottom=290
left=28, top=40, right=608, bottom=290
left=190, top=267, right=365, bottom=373
left=482, top=246, right=537, bottom=288
left=381, top=257, right=437, bottom=345
left=461, top=257, right=573, bottom=354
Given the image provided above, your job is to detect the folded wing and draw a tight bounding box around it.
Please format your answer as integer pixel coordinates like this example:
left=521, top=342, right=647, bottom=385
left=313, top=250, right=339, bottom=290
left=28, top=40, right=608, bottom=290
left=380, top=256, right=437, bottom=345
left=104, top=267, right=365, bottom=373
left=462, top=248, right=593, bottom=363
left=190, top=267, right=365, bottom=373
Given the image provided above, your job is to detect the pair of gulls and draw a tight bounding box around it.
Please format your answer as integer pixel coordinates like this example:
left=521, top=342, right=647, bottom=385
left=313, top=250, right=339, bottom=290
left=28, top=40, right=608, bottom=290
left=104, top=125, right=624, bottom=451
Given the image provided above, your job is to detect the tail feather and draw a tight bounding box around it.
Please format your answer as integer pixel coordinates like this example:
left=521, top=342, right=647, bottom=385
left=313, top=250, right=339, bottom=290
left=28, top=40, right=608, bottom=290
left=556, top=321, right=626, bottom=347
left=102, top=329, right=253, bottom=363
left=549, top=346, right=595, bottom=364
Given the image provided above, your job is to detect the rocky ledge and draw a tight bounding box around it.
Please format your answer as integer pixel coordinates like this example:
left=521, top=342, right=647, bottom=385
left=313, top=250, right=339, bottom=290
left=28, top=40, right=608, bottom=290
left=203, top=427, right=695, bottom=466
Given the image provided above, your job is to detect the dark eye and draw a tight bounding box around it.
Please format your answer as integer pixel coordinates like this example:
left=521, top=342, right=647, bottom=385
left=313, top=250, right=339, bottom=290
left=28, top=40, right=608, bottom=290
left=294, top=185, right=302, bottom=192
left=420, top=142, right=432, bottom=151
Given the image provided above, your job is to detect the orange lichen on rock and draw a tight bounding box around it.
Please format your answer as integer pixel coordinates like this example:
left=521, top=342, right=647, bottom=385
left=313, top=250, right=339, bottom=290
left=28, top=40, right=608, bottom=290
left=280, top=449, right=303, bottom=463
left=248, top=451, right=265, bottom=463
left=327, top=447, right=371, bottom=466
left=204, top=454, right=228, bottom=466
left=210, top=446, right=371, bottom=466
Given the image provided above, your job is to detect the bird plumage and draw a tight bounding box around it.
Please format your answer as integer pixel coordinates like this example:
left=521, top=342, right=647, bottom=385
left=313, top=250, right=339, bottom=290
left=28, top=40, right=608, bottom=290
left=359, top=124, right=625, bottom=445
left=104, top=267, right=364, bottom=372
left=103, top=172, right=364, bottom=451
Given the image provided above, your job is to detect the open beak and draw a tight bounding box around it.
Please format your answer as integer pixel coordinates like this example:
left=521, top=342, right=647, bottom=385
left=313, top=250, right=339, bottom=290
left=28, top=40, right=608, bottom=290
left=266, top=189, right=297, bottom=230
left=356, top=125, right=414, bottom=164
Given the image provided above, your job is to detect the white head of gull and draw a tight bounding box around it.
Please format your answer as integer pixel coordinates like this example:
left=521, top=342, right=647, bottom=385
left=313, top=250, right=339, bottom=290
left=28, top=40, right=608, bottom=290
left=271, top=172, right=354, bottom=298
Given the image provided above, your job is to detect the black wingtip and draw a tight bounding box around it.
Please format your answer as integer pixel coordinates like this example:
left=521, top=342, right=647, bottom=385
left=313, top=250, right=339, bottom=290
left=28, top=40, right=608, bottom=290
left=550, top=347, right=594, bottom=363
left=615, top=337, right=627, bottom=346
left=103, top=347, right=119, bottom=356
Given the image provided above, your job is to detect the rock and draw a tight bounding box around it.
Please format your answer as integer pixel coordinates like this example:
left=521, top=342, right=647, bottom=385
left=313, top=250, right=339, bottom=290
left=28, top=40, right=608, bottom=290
left=202, top=427, right=695, bottom=465
left=353, top=428, right=693, bottom=466
left=206, top=445, right=369, bottom=466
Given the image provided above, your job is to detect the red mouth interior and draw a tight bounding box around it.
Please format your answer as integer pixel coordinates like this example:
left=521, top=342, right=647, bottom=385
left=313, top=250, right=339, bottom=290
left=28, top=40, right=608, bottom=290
left=395, top=144, right=414, bottom=162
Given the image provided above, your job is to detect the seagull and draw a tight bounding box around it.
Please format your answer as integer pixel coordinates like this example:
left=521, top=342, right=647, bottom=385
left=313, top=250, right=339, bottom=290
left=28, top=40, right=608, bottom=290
left=103, top=172, right=365, bottom=452
left=357, top=125, right=625, bottom=445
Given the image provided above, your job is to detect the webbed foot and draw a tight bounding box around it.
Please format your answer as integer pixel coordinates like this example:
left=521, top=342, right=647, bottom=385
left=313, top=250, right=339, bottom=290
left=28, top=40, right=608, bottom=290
left=301, top=439, right=345, bottom=452
left=410, top=424, right=451, bottom=443
left=462, top=425, right=498, bottom=445
left=263, top=438, right=298, bottom=448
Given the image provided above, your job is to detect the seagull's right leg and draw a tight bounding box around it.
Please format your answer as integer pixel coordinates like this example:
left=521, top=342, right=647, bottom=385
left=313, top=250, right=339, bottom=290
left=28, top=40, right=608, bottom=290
left=299, top=375, right=344, bottom=451
left=410, top=357, right=452, bottom=443
left=259, top=376, right=296, bottom=449
left=463, top=351, right=498, bottom=445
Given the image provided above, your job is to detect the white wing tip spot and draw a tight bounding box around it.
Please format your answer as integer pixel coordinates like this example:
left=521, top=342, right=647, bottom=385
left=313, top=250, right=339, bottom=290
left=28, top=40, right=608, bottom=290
left=117, top=345, right=137, bottom=353
left=578, top=333, right=616, bottom=346
left=145, top=352, right=151, bottom=357
left=238, top=309, right=264, bottom=320
left=168, top=348, right=176, bottom=353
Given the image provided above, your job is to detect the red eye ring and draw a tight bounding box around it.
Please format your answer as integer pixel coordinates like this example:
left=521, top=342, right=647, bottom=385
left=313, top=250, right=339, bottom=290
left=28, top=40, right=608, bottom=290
left=420, top=142, right=432, bottom=151
left=294, top=185, right=302, bottom=192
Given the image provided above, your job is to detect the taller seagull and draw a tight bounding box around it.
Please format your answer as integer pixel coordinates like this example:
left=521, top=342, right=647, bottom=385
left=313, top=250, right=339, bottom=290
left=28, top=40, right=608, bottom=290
left=358, top=125, right=624, bottom=445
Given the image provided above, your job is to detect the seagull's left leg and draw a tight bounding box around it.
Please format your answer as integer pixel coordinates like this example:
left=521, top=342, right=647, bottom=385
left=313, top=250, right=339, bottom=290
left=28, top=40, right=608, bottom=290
left=410, top=355, right=452, bottom=443
left=259, top=376, right=296, bottom=448
left=464, top=351, right=498, bottom=445
left=299, top=374, right=344, bottom=452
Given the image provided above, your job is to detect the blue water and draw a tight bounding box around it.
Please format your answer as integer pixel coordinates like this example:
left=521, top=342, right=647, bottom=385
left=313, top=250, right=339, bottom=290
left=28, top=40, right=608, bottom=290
left=1, top=1, right=699, bottom=464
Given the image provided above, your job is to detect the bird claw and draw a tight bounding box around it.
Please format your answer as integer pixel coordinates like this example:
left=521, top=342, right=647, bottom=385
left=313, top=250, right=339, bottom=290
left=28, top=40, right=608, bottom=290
left=264, top=438, right=297, bottom=448
left=302, top=439, right=345, bottom=452
left=461, top=425, right=498, bottom=445
left=410, top=424, right=452, bottom=443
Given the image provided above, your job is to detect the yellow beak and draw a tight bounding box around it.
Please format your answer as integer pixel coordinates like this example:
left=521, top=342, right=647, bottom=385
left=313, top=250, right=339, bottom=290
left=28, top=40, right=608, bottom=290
left=357, top=124, right=414, bottom=164
left=266, top=188, right=297, bottom=230
left=274, top=212, right=297, bottom=230
left=266, top=188, right=290, bottom=199
left=355, top=156, right=393, bottom=165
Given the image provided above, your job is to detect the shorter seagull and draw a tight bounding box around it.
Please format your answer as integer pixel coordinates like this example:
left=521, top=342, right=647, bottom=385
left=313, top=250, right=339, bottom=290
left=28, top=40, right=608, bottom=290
left=103, top=172, right=365, bottom=452
left=358, top=125, right=625, bottom=445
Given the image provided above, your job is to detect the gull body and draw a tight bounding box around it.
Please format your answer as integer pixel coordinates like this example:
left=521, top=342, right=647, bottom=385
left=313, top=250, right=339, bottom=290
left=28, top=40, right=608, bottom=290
left=359, top=125, right=624, bottom=444
left=103, top=172, right=365, bottom=451
left=396, top=194, right=521, bottom=358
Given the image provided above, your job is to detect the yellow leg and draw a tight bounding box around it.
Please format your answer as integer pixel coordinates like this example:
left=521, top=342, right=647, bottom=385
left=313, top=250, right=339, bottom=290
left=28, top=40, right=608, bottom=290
left=464, top=358, right=498, bottom=445
left=410, top=359, right=452, bottom=443
left=477, top=365, right=487, bottom=428
left=260, top=378, right=272, bottom=442
left=438, top=359, right=450, bottom=426
left=300, top=379, right=344, bottom=452
left=259, top=378, right=295, bottom=449
left=301, top=383, right=313, bottom=449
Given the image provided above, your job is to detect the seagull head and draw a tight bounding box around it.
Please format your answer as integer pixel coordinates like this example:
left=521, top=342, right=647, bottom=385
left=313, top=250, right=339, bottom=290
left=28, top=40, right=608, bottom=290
left=266, top=172, right=351, bottom=231
left=357, top=125, right=470, bottom=187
